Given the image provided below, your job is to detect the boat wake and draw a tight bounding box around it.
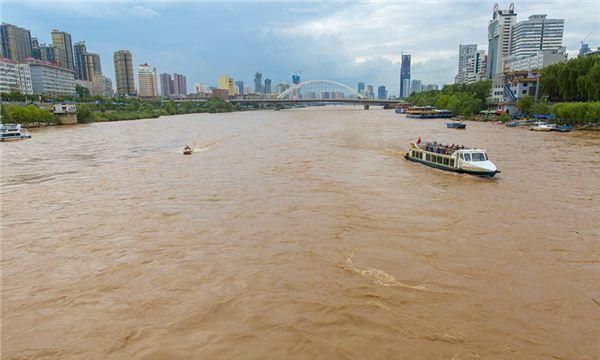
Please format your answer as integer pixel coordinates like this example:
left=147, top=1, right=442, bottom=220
left=339, top=248, right=430, bottom=291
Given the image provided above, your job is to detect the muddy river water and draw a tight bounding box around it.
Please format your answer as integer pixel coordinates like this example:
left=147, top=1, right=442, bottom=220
left=2, top=107, right=599, bottom=359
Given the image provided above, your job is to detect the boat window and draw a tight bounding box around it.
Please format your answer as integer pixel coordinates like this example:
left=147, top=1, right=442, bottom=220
left=471, top=153, right=486, bottom=161
left=443, top=157, right=449, bottom=165
left=464, top=153, right=471, bottom=161
left=426, top=154, right=430, bottom=161
left=449, top=159, right=455, bottom=167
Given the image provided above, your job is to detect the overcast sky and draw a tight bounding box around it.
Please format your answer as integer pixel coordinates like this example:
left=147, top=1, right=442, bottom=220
left=4, top=0, right=600, bottom=95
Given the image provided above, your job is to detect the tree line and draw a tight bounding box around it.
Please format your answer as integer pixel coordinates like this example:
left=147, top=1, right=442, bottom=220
left=539, top=54, right=600, bottom=102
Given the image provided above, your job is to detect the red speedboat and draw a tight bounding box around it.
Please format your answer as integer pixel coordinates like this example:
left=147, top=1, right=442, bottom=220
left=183, top=146, right=193, bottom=155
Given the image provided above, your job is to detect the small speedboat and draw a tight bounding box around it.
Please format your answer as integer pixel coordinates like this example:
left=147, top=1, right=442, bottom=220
left=183, top=146, right=193, bottom=155
left=0, top=124, right=32, bottom=141
left=446, top=122, right=466, bottom=129
left=551, top=125, right=574, bottom=132
left=530, top=122, right=556, bottom=131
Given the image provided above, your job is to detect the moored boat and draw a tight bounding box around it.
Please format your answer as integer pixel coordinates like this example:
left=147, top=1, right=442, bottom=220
left=405, top=106, right=453, bottom=119
left=404, top=140, right=500, bottom=177
left=446, top=122, right=466, bottom=129
left=551, top=125, right=574, bottom=132
left=530, top=122, right=556, bottom=131
left=0, top=124, right=32, bottom=141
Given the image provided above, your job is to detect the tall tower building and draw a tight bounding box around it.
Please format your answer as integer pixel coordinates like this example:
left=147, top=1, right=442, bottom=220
left=39, top=44, right=58, bottom=64
left=510, top=14, right=564, bottom=57
left=138, top=63, right=158, bottom=97
left=31, top=37, right=41, bottom=60
left=455, top=45, right=487, bottom=84
left=73, top=41, right=87, bottom=80
left=173, top=73, right=187, bottom=95
left=487, top=3, right=517, bottom=79
left=377, top=85, right=387, bottom=100
left=51, top=29, right=74, bottom=70
left=357, top=82, right=365, bottom=95
left=84, top=52, right=102, bottom=81
left=292, top=74, right=301, bottom=85
left=113, top=50, right=136, bottom=96
left=235, top=81, right=244, bottom=96
left=160, top=73, right=173, bottom=96
left=0, top=23, right=33, bottom=62
left=399, top=54, right=411, bottom=98
left=264, top=78, right=271, bottom=94
left=253, top=71, right=262, bottom=93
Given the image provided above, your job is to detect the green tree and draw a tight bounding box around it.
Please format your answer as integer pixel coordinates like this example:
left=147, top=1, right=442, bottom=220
left=75, top=84, right=90, bottom=98
left=517, top=96, right=533, bottom=115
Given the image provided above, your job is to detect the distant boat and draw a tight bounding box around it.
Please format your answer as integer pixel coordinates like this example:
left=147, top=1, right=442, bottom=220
left=183, top=146, right=193, bottom=155
left=446, top=122, right=466, bottom=129
left=0, top=124, right=32, bottom=141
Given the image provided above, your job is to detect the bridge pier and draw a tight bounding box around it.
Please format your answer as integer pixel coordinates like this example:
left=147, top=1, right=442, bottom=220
left=363, top=104, right=370, bottom=110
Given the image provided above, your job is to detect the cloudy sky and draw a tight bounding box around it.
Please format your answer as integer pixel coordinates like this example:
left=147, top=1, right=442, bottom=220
left=4, top=0, right=599, bottom=95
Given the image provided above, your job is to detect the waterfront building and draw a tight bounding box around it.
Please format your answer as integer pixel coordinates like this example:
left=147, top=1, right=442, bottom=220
left=51, top=29, right=74, bottom=70
left=505, top=47, right=567, bottom=72
left=99, top=75, right=113, bottom=98
left=235, top=80, right=244, bottom=96
left=253, top=71, right=262, bottom=93
left=0, top=58, right=33, bottom=94
left=264, top=78, right=271, bottom=94
left=0, top=23, right=33, bottom=62
left=173, top=73, right=187, bottom=96
left=487, top=3, right=517, bottom=79
left=490, top=70, right=540, bottom=114
left=399, top=54, right=411, bottom=98
left=510, top=15, right=564, bottom=58
left=73, top=41, right=87, bottom=80
left=113, top=50, right=136, bottom=96
left=160, top=73, right=174, bottom=96
left=24, top=58, right=75, bottom=96
left=217, top=75, right=230, bottom=90
left=377, top=85, right=387, bottom=100
left=37, top=43, right=58, bottom=64
left=357, top=82, right=365, bottom=95
left=138, top=63, right=158, bottom=98
left=212, top=88, right=228, bottom=100
left=455, top=45, right=488, bottom=84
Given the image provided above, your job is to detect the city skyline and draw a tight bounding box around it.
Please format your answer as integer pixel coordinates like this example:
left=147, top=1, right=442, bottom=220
left=2, top=1, right=599, bottom=96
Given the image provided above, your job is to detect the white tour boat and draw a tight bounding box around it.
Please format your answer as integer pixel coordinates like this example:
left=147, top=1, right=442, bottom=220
left=530, top=122, right=556, bottom=131
left=405, top=140, right=500, bottom=177
left=0, top=124, right=32, bottom=141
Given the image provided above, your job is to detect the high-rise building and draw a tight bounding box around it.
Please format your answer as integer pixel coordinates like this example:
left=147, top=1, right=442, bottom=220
left=0, top=23, right=33, bottom=62
left=357, top=82, right=365, bottom=95
left=510, top=14, right=564, bottom=58
left=138, top=63, right=158, bottom=98
left=100, top=75, right=113, bottom=98
left=487, top=3, right=517, bottom=79
left=51, top=29, right=74, bottom=70
left=253, top=71, right=262, bottom=93
left=31, top=37, right=41, bottom=60
left=173, top=73, right=187, bottom=95
left=399, top=54, right=411, bottom=98
left=377, top=85, right=387, bottom=100
left=73, top=41, right=87, bottom=80
left=113, top=50, right=135, bottom=96
left=160, top=73, right=173, bottom=96
left=292, top=74, right=301, bottom=85
left=84, top=52, right=102, bottom=81
left=235, top=80, right=244, bottom=96
left=366, top=84, right=374, bottom=99
left=36, top=43, right=58, bottom=64
left=410, top=80, right=422, bottom=95
left=264, top=78, right=271, bottom=94
left=217, top=75, right=230, bottom=91
left=455, top=45, right=488, bottom=84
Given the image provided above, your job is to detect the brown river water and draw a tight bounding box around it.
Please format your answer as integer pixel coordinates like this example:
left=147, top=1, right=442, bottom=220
left=1, top=107, right=599, bottom=359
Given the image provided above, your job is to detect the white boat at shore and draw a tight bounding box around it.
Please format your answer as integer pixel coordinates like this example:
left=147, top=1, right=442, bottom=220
left=0, top=124, right=32, bottom=141
left=404, top=140, right=500, bottom=177
left=530, top=121, right=556, bottom=131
